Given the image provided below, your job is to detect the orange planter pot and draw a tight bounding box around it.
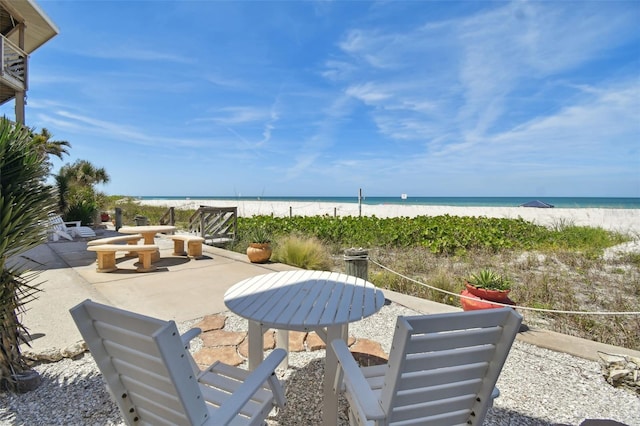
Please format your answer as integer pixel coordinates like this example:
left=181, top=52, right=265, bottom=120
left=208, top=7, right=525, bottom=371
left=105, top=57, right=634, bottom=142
left=465, top=282, right=511, bottom=302
left=247, top=243, right=272, bottom=263
left=460, top=289, right=516, bottom=311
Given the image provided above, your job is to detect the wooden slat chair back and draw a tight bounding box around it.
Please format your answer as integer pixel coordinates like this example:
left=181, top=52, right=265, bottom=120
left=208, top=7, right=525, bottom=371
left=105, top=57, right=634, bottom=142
left=332, top=308, right=522, bottom=426
left=48, top=214, right=74, bottom=241
left=48, top=213, right=96, bottom=239
left=70, top=299, right=286, bottom=426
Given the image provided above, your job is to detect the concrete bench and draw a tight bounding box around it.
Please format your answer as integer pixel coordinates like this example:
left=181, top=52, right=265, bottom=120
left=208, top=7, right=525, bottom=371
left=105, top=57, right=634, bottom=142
left=87, top=244, right=158, bottom=273
left=169, top=235, right=205, bottom=258
left=87, top=234, right=144, bottom=258
left=87, top=234, right=143, bottom=246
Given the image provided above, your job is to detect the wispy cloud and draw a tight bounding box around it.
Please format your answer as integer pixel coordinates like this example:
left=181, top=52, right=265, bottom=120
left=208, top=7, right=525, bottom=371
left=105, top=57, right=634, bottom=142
left=75, top=45, right=193, bottom=63
left=37, top=110, right=217, bottom=149
left=335, top=1, right=639, bottom=152
left=205, top=107, right=272, bottom=126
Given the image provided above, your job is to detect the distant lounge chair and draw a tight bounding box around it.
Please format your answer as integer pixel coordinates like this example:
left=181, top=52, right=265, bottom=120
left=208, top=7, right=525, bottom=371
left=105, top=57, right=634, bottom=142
left=48, top=213, right=96, bottom=241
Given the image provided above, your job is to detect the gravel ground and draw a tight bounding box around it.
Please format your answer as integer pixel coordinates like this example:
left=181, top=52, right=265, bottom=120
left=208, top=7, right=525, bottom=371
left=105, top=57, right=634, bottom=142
left=1, top=303, right=638, bottom=425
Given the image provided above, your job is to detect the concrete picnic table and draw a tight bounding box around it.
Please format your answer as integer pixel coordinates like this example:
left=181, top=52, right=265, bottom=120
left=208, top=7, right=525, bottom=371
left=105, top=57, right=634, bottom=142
left=118, top=225, right=176, bottom=262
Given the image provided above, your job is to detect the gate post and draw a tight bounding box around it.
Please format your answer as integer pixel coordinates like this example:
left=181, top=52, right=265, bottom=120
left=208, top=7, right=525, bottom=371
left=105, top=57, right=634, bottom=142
left=344, top=248, right=368, bottom=280
left=115, top=207, right=122, bottom=231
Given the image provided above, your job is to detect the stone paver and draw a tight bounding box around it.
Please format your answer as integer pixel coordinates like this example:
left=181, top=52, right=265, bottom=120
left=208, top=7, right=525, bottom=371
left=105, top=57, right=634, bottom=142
left=193, top=316, right=389, bottom=368
left=288, top=331, right=307, bottom=352
left=350, top=338, right=388, bottom=360
left=195, top=314, right=226, bottom=332
left=306, top=332, right=326, bottom=351
left=194, top=346, right=243, bottom=368
left=201, top=329, right=246, bottom=347
left=238, top=330, right=276, bottom=357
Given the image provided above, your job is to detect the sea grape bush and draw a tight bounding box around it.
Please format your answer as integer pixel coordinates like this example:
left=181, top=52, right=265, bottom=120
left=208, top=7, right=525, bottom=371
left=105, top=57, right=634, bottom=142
left=237, top=215, right=557, bottom=255
left=106, top=201, right=625, bottom=255
left=237, top=214, right=624, bottom=255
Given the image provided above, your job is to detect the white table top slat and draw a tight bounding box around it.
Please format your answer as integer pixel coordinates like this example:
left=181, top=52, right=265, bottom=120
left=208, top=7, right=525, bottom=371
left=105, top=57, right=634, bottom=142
left=224, top=270, right=385, bottom=330
left=263, top=277, right=320, bottom=327
left=249, top=271, right=310, bottom=322
left=319, top=273, right=350, bottom=325
left=333, top=276, right=356, bottom=324
left=223, top=271, right=285, bottom=316
left=293, top=275, right=337, bottom=327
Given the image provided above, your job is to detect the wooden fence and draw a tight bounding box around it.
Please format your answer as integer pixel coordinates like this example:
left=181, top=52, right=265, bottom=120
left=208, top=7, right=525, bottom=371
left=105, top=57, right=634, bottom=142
left=159, top=206, right=237, bottom=246
left=188, top=206, right=237, bottom=246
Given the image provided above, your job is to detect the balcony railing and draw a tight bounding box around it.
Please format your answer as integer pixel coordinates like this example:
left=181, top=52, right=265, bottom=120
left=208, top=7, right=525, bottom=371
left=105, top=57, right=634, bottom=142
left=0, top=35, right=27, bottom=91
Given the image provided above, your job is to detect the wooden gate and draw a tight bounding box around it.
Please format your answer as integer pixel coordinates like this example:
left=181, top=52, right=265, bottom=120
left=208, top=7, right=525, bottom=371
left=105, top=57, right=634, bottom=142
left=188, top=206, right=237, bottom=246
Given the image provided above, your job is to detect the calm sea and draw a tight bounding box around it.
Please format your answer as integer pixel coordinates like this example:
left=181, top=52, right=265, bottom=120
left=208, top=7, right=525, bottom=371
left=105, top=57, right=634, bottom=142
left=139, top=196, right=640, bottom=209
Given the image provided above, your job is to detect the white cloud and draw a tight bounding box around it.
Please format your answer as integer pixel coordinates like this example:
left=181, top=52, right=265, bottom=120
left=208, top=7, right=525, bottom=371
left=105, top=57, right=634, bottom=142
left=77, top=45, right=193, bottom=64
left=205, top=107, right=272, bottom=125
left=345, top=83, right=391, bottom=104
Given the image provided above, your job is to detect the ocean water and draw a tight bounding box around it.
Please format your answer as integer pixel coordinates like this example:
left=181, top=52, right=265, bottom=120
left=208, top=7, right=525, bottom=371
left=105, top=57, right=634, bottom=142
left=139, top=196, right=640, bottom=209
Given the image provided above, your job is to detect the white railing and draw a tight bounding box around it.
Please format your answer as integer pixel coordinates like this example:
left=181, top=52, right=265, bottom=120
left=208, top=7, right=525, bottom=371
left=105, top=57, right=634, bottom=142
left=0, top=35, right=27, bottom=90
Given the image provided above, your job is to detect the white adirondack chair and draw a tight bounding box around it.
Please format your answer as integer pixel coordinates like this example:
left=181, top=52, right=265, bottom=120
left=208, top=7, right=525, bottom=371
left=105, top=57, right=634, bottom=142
left=332, top=308, right=522, bottom=426
left=70, top=299, right=286, bottom=426
left=48, top=213, right=96, bottom=240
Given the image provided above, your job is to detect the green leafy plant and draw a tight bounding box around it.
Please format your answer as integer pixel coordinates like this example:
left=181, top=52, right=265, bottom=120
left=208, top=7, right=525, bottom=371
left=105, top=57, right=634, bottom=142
left=65, top=199, right=98, bottom=226
left=247, top=226, right=271, bottom=244
left=0, top=118, right=56, bottom=391
left=466, top=269, right=512, bottom=291
left=235, top=214, right=627, bottom=255
left=55, top=159, right=110, bottom=224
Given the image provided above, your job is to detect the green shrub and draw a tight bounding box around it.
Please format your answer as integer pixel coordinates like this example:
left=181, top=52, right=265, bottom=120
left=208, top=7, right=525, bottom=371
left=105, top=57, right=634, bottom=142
left=236, top=215, right=628, bottom=255
left=0, top=118, right=56, bottom=390
left=466, top=269, right=512, bottom=290
left=65, top=199, right=98, bottom=226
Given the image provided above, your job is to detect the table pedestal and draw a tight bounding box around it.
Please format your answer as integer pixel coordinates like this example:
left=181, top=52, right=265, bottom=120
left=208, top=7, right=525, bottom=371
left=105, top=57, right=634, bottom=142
left=247, top=321, right=348, bottom=426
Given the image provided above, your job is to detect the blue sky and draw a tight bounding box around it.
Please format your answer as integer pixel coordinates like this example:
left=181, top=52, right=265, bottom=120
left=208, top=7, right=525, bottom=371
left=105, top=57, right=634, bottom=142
left=4, top=0, right=639, bottom=197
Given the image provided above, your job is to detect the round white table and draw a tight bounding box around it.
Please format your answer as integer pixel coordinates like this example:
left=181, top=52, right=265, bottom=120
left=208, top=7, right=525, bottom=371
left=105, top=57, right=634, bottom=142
left=224, top=269, right=385, bottom=426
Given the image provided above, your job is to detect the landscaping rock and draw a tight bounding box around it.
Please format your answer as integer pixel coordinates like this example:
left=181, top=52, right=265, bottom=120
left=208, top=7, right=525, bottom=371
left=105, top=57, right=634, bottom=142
left=194, top=346, right=243, bottom=368
left=200, top=329, right=246, bottom=347
left=598, top=351, right=640, bottom=395
left=194, top=314, right=226, bottom=332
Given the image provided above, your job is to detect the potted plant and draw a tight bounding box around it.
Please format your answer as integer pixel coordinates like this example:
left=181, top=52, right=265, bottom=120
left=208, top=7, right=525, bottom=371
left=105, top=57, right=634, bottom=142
left=461, top=269, right=513, bottom=311
left=246, top=227, right=272, bottom=263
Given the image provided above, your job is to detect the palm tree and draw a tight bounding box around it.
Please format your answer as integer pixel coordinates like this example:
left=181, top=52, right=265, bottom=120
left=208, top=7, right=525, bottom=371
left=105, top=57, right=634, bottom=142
left=55, top=160, right=110, bottom=225
left=31, top=128, right=71, bottom=172
left=58, top=159, right=110, bottom=187
left=0, top=118, right=56, bottom=391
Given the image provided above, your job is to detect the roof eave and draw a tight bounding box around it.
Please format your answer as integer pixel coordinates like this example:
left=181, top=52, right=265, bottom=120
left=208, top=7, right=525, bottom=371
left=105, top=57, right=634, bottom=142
left=1, top=0, right=59, bottom=53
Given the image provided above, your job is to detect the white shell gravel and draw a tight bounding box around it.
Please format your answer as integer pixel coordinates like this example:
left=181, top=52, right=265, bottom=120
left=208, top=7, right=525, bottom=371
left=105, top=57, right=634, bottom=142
left=1, top=303, right=638, bottom=425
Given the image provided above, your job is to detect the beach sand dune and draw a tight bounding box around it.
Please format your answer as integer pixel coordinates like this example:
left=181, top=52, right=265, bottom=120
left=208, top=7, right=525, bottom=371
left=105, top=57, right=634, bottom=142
left=139, top=199, right=640, bottom=236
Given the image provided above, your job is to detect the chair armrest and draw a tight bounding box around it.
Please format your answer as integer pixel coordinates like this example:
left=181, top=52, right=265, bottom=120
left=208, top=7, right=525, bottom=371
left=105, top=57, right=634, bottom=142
left=181, top=328, right=202, bottom=349
left=64, top=220, right=82, bottom=228
left=212, top=348, right=287, bottom=424
left=331, top=339, right=386, bottom=421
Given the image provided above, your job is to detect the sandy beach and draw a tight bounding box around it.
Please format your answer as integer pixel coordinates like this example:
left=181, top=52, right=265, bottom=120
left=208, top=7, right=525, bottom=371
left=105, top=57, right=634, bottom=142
left=139, top=199, right=640, bottom=236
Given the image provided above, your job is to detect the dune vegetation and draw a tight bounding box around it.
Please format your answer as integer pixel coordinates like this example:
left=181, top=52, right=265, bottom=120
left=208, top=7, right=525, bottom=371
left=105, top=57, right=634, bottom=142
left=109, top=199, right=640, bottom=350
